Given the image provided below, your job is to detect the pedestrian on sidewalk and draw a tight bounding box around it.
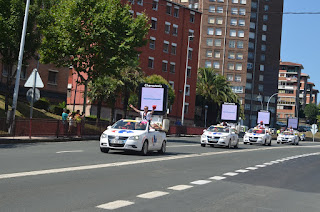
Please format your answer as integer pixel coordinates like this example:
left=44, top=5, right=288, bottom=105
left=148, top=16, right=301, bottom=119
left=62, top=108, right=69, bottom=136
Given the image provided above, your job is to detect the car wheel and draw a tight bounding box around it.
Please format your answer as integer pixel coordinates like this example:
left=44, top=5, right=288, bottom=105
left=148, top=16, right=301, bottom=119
left=277, top=142, right=280, bottom=144
left=249, top=143, right=253, bottom=145
left=158, top=141, right=166, bottom=154
left=234, top=139, right=239, bottom=149
left=201, top=144, right=206, bottom=147
left=210, top=144, right=215, bottom=148
left=228, top=139, right=232, bottom=148
left=244, top=142, right=247, bottom=145
left=268, top=139, right=272, bottom=146
left=100, top=147, right=109, bottom=153
left=296, top=142, right=299, bottom=145
left=141, top=141, right=148, bottom=156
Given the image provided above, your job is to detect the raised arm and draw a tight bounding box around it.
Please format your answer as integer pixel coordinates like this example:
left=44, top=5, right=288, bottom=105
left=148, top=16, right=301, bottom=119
left=150, top=105, right=156, bottom=115
left=129, top=104, right=140, bottom=113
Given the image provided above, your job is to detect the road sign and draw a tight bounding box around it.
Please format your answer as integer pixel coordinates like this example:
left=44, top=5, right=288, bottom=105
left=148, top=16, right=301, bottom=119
left=312, top=124, right=318, bottom=130
left=24, top=69, right=44, bottom=88
left=26, top=88, right=40, bottom=103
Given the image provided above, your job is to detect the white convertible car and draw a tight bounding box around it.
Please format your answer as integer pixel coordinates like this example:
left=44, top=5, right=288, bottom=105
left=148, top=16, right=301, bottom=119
left=277, top=131, right=299, bottom=145
left=243, top=128, right=272, bottom=146
left=201, top=125, right=239, bottom=148
left=100, top=119, right=167, bottom=155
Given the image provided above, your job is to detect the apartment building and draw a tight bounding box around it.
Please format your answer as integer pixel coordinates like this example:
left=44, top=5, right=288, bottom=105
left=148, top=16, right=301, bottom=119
left=299, top=72, right=309, bottom=109
left=170, top=0, right=284, bottom=127
left=67, top=0, right=201, bottom=124
left=306, top=82, right=318, bottom=105
left=276, top=61, right=302, bottom=122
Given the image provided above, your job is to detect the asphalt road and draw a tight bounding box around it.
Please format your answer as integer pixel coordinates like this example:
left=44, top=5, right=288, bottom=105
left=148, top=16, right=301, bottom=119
left=1, top=137, right=320, bottom=212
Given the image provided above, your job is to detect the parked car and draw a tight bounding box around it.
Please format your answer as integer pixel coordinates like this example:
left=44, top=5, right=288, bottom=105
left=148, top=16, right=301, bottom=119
left=201, top=125, right=239, bottom=148
left=243, top=128, right=272, bottom=146
left=277, top=131, right=299, bottom=145
left=100, top=119, right=167, bottom=155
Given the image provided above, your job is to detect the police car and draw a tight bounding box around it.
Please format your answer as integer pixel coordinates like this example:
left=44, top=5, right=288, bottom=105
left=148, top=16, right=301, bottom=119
left=201, top=125, right=239, bottom=148
left=243, top=128, right=272, bottom=145
left=100, top=119, right=167, bottom=155
left=277, top=131, right=299, bottom=145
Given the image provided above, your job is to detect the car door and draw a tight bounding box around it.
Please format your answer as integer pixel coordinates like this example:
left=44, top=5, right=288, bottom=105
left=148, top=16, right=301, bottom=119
left=147, top=127, right=157, bottom=150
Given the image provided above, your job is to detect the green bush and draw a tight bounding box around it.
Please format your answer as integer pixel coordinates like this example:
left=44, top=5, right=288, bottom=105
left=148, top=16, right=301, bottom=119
left=86, top=115, right=110, bottom=122
left=48, top=101, right=68, bottom=115
left=34, top=98, right=50, bottom=110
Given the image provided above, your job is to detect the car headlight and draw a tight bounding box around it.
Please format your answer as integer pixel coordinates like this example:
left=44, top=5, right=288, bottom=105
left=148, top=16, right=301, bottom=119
left=129, top=135, right=140, bottom=140
left=201, top=134, right=207, bottom=138
left=244, top=135, right=248, bottom=139
left=101, top=133, right=107, bottom=138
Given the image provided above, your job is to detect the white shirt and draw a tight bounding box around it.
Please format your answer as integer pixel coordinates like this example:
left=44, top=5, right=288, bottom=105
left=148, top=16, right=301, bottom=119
left=140, top=111, right=152, bottom=121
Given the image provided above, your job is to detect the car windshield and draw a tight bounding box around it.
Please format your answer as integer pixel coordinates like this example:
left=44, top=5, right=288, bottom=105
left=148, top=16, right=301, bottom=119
left=249, top=129, right=265, bottom=134
left=112, top=120, right=147, bottom=130
left=207, top=126, right=229, bottom=133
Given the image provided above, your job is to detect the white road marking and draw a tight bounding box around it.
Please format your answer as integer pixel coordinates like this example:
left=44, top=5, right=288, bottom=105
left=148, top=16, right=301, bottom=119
left=56, top=150, right=83, bottom=154
left=96, top=200, right=134, bottom=210
left=190, top=180, right=211, bottom=185
left=255, top=165, right=266, bottom=168
left=168, top=144, right=199, bottom=148
left=209, top=176, right=226, bottom=180
left=223, top=172, right=238, bottom=176
left=168, top=185, right=193, bottom=191
left=263, top=162, right=274, bottom=165
left=246, top=167, right=258, bottom=170
left=235, top=169, right=249, bottom=173
left=137, top=191, right=169, bottom=199
left=1, top=146, right=320, bottom=180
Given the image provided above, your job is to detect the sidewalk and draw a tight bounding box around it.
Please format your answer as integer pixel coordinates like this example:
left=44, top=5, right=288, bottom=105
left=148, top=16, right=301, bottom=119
left=0, top=135, right=100, bottom=144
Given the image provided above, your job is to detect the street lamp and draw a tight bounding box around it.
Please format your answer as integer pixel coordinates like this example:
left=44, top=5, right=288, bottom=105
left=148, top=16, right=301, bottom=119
left=257, top=93, right=263, bottom=110
left=204, top=105, right=208, bottom=128
left=181, top=35, right=194, bottom=126
left=266, top=92, right=278, bottom=111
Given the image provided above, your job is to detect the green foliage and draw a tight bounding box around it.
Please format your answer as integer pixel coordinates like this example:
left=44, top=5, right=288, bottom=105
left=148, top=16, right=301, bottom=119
left=144, top=75, right=176, bottom=107
left=304, top=103, right=319, bottom=124
left=85, top=115, right=110, bottom=122
left=33, top=98, right=50, bottom=110
left=39, top=0, right=150, bottom=82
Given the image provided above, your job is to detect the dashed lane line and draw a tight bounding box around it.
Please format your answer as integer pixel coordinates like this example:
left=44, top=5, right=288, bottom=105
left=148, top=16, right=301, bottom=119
left=137, top=191, right=169, bottom=199
left=56, top=150, right=83, bottom=154
left=1, top=145, right=320, bottom=180
left=168, top=185, right=193, bottom=191
left=96, top=200, right=134, bottom=210
left=246, top=167, right=258, bottom=170
left=190, top=180, right=211, bottom=185
left=209, top=176, right=226, bottom=180
left=223, top=172, right=239, bottom=176
left=236, top=169, right=249, bottom=173
left=255, top=165, right=266, bottom=168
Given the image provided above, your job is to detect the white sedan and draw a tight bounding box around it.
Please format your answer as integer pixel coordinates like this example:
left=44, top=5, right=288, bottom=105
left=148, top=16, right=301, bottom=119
left=100, top=119, right=167, bottom=155
left=201, top=125, right=239, bottom=148
left=277, top=131, right=299, bottom=145
left=243, top=128, right=272, bottom=146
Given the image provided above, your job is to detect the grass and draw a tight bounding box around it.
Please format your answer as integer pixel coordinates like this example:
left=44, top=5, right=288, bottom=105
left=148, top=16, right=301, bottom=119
left=305, top=131, right=320, bottom=142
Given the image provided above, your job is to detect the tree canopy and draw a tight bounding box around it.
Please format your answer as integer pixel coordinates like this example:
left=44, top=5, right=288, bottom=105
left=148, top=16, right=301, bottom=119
left=304, top=103, right=318, bottom=124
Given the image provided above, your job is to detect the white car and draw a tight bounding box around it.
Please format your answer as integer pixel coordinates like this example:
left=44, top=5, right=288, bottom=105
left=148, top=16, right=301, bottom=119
left=243, top=128, right=272, bottom=146
left=201, top=125, right=239, bottom=148
left=277, top=131, right=299, bottom=145
left=100, top=119, right=167, bottom=155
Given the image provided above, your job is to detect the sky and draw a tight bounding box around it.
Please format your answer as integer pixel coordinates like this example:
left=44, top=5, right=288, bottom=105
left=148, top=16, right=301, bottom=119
left=280, top=0, right=320, bottom=103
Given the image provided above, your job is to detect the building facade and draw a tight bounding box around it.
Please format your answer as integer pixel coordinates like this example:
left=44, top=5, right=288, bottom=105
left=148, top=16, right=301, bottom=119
left=171, top=0, right=284, bottom=127
left=67, top=0, right=202, bottom=124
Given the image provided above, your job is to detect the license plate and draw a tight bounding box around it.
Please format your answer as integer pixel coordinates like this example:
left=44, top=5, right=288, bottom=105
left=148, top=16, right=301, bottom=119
left=110, top=139, right=124, bottom=144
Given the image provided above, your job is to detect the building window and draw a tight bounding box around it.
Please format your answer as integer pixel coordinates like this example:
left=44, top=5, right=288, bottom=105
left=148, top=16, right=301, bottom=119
left=169, top=81, right=174, bottom=89
left=249, top=42, right=254, bottom=49
left=263, top=15, right=268, bottom=21
left=207, top=38, right=213, bottom=46
left=208, top=16, right=215, bottom=24
left=184, top=102, right=189, bottom=114
left=190, top=12, right=195, bottom=23
left=229, top=40, right=236, bottom=48
left=260, top=54, right=265, bottom=61
left=148, top=57, right=154, bottom=69
left=189, top=29, right=194, bottom=41
left=186, top=85, right=190, bottom=96
left=263, top=25, right=267, bottom=31
left=230, top=30, right=236, bottom=37
left=149, top=37, right=156, bottom=49
left=237, top=41, right=244, bottom=48
left=232, top=86, right=244, bottom=93
left=209, top=6, right=215, bottom=13
left=259, top=75, right=264, bottom=81
left=264, top=5, right=269, bottom=11
left=247, top=63, right=253, bottom=69
left=238, top=30, right=244, bottom=37
left=216, top=28, right=222, bottom=36
left=48, top=70, right=58, bottom=84
left=213, top=62, right=220, bottom=69
left=250, top=22, right=255, bottom=29
left=214, top=51, right=221, bottom=58
left=249, top=32, right=255, bottom=39
left=207, top=27, right=214, bottom=35
left=166, top=4, right=172, bottom=15
left=231, top=8, right=238, bottom=15
left=230, top=19, right=237, bottom=26
left=151, top=18, right=157, bottom=30
left=251, top=2, right=257, bottom=8
left=216, top=17, right=223, bottom=24
left=227, top=74, right=233, bottom=81
left=171, top=43, right=177, bottom=55
left=235, top=75, right=241, bottom=82
left=217, top=7, right=223, bottom=13
left=170, top=62, right=175, bottom=73
left=163, top=41, right=169, bottom=53
left=246, top=73, right=252, bottom=79
left=152, top=0, right=158, bottom=10
left=205, top=61, right=212, bottom=68
left=172, top=24, right=178, bottom=36
left=260, top=65, right=264, bottom=71
left=245, top=83, right=252, bottom=89
left=228, top=63, right=235, bottom=70
left=240, top=0, right=246, bottom=4
left=206, top=50, right=213, bottom=57
left=236, top=53, right=243, bottom=60
left=232, top=0, right=238, bottom=3
left=173, top=6, right=179, bottom=17
left=248, top=52, right=254, bottom=59
left=188, top=48, right=193, bottom=60
left=187, top=66, right=191, bottom=77
left=239, top=19, right=245, bottom=26
left=228, top=52, right=235, bottom=59
left=259, top=84, right=264, bottom=92
left=165, top=22, right=170, bottom=34
left=261, top=45, right=266, bottom=51
left=245, top=104, right=251, bottom=110
left=162, top=60, right=168, bottom=72
left=235, top=63, right=242, bottom=71
left=262, top=35, right=267, bottom=41
left=239, top=8, right=246, bottom=15
left=137, top=0, right=143, bottom=6
left=215, top=39, right=222, bottom=46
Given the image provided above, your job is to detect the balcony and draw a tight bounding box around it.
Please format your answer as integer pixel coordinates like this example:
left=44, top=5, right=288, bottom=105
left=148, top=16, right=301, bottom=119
left=278, top=85, right=296, bottom=90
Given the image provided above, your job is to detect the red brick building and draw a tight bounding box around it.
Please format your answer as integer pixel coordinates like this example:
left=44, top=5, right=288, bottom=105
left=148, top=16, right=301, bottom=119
left=67, top=0, right=202, bottom=124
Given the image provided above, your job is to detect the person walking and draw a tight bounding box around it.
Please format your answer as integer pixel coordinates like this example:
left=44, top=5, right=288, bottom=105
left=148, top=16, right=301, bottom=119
left=61, top=108, right=69, bottom=136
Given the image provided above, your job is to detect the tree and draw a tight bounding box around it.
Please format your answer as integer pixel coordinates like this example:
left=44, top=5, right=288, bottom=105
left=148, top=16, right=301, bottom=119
left=304, top=103, right=318, bottom=124
left=38, top=0, right=149, bottom=112
left=0, top=0, right=41, bottom=115
left=87, top=76, right=123, bottom=123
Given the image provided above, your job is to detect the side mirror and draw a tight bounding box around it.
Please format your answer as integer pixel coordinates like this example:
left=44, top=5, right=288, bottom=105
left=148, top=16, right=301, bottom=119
left=107, top=126, right=111, bottom=130
left=203, top=129, right=206, bottom=133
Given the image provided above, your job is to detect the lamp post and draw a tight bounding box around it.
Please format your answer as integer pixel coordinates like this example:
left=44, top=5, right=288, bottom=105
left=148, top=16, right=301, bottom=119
left=204, top=105, right=208, bottom=128
left=181, top=35, right=194, bottom=126
left=257, top=93, right=263, bottom=110
left=266, top=92, right=278, bottom=111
